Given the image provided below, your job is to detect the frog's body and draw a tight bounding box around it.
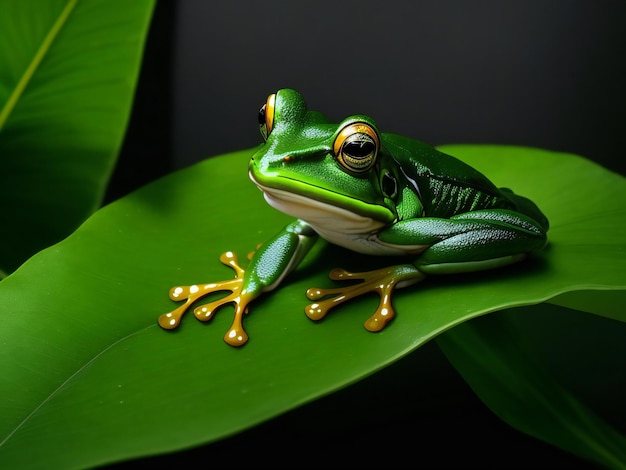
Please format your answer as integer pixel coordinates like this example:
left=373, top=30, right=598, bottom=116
left=159, top=89, right=549, bottom=346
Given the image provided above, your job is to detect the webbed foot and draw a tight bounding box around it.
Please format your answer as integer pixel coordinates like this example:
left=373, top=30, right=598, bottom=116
left=305, top=265, right=426, bottom=332
left=158, top=251, right=257, bottom=347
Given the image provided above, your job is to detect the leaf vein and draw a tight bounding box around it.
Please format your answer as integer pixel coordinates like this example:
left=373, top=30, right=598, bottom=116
left=0, top=0, right=78, bottom=131
left=0, top=324, right=156, bottom=448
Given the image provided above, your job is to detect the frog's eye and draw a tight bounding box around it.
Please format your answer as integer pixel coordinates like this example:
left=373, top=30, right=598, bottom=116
left=333, top=122, right=379, bottom=174
left=258, top=93, right=276, bottom=142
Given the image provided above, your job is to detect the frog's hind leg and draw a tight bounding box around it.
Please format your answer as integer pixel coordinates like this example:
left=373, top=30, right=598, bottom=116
left=500, top=188, right=550, bottom=232
left=305, top=264, right=425, bottom=332
left=415, top=211, right=547, bottom=276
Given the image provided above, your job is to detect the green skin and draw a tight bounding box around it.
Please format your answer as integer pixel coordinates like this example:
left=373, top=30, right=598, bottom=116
left=160, top=88, right=549, bottom=346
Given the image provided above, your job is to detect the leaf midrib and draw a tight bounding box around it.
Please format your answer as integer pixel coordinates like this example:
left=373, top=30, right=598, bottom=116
left=0, top=0, right=77, bottom=131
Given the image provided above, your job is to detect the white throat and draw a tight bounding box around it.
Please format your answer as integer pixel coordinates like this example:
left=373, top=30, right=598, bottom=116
left=256, top=185, right=412, bottom=255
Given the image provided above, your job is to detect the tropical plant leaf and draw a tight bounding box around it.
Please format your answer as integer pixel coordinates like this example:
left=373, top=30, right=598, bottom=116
left=436, top=303, right=626, bottom=468
left=0, top=145, right=623, bottom=468
left=0, top=0, right=155, bottom=275
left=549, top=289, right=625, bottom=323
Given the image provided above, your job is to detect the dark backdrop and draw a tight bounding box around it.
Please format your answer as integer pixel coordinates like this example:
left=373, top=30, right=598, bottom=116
left=111, top=0, right=626, bottom=202
left=109, top=1, right=624, bottom=467
left=172, top=0, right=626, bottom=175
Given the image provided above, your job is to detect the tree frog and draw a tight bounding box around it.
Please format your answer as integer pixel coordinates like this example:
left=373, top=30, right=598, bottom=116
left=158, top=88, right=549, bottom=347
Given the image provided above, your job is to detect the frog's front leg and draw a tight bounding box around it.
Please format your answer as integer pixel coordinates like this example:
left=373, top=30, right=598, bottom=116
left=306, top=209, right=547, bottom=332
left=158, top=220, right=318, bottom=346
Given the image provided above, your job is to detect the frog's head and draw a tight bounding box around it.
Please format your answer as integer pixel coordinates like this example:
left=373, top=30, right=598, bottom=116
left=249, top=89, right=397, bottom=234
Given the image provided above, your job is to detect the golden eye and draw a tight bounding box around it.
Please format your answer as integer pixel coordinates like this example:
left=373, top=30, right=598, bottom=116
left=333, top=122, right=379, bottom=173
left=258, top=93, right=276, bottom=141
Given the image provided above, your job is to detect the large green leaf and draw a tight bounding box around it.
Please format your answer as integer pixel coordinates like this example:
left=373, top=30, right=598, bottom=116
left=437, top=304, right=626, bottom=468
left=0, top=145, right=623, bottom=468
left=0, top=0, right=155, bottom=275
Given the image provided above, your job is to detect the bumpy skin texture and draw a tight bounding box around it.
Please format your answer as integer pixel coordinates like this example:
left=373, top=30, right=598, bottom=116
left=159, top=88, right=549, bottom=346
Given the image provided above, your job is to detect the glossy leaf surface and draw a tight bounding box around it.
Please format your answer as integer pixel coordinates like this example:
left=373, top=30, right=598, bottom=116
left=0, top=0, right=155, bottom=274
left=0, top=145, right=623, bottom=468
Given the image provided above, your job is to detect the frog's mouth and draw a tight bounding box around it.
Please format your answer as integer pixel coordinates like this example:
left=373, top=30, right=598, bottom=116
left=249, top=171, right=393, bottom=235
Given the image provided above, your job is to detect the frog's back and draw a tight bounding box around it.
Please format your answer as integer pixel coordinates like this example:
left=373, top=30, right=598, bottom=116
left=381, top=133, right=549, bottom=230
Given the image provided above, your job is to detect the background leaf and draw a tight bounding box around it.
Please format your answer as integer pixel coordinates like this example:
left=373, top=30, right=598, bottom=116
left=0, top=0, right=155, bottom=274
left=0, top=145, right=623, bottom=468
left=437, top=303, right=626, bottom=468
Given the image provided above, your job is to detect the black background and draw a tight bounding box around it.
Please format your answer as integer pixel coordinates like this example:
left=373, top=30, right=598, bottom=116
left=107, top=1, right=623, bottom=467
left=109, top=0, right=626, bottom=202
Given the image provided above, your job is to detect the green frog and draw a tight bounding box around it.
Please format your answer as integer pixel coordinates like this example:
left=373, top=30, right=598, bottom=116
left=159, top=89, right=549, bottom=347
